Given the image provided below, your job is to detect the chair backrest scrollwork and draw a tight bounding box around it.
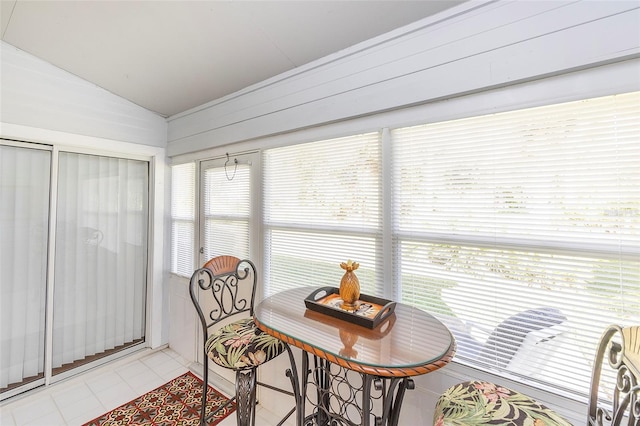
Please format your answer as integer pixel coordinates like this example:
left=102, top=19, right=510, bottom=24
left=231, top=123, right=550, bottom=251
left=189, top=256, right=257, bottom=341
left=588, top=325, right=640, bottom=426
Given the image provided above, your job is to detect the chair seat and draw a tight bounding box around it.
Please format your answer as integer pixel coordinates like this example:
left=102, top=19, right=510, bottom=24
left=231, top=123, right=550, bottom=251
left=434, top=381, right=573, bottom=426
left=205, top=317, right=286, bottom=370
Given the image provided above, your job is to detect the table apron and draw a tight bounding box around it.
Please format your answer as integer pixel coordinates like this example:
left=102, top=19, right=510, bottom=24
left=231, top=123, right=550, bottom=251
left=255, top=321, right=453, bottom=378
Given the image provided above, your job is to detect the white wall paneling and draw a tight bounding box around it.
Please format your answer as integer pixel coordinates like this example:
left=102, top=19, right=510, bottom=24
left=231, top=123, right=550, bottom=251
left=168, top=275, right=196, bottom=363
left=167, top=0, right=640, bottom=156
left=0, top=41, right=167, bottom=148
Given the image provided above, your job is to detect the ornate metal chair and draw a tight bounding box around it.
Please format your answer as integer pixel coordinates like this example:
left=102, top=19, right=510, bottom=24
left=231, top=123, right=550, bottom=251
left=189, top=256, right=294, bottom=426
left=434, top=324, right=639, bottom=425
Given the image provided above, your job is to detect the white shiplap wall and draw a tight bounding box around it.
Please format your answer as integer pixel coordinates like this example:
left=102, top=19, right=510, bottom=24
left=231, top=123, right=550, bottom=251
left=0, top=40, right=167, bottom=148
left=166, top=0, right=640, bottom=156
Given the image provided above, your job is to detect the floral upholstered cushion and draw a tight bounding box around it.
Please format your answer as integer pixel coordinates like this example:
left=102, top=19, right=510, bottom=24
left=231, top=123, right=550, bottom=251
left=205, top=317, right=286, bottom=370
left=434, top=381, right=573, bottom=426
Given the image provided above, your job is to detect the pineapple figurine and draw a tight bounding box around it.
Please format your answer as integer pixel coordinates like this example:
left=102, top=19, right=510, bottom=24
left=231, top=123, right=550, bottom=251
left=339, top=259, right=360, bottom=311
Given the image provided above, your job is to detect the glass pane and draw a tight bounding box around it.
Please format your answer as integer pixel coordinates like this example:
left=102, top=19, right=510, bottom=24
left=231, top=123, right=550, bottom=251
left=0, top=144, right=50, bottom=392
left=264, top=133, right=381, bottom=230
left=171, top=163, right=195, bottom=276
left=263, top=133, right=383, bottom=297
left=400, top=241, right=640, bottom=394
left=393, top=91, right=640, bottom=399
left=202, top=162, right=251, bottom=261
left=266, top=230, right=379, bottom=297
left=53, top=152, right=148, bottom=372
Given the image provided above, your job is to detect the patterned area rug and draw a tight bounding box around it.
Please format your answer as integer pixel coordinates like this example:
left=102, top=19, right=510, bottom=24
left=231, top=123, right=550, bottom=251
left=83, top=371, right=235, bottom=425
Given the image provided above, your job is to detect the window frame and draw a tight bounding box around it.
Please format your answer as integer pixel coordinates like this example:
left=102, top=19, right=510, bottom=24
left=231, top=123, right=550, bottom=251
left=258, top=92, right=639, bottom=407
left=262, top=133, right=384, bottom=298
left=385, top=91, right=640, bottom=399
left=198, top=152, right=258, bottom=266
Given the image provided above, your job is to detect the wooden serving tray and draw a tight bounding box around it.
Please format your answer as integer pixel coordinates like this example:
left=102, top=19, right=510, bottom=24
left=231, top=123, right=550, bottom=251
left=304, top=286, right=396, bottom=329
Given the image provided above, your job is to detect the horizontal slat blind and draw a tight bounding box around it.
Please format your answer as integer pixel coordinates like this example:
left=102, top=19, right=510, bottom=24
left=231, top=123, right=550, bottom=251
left=392, top=92, right=640, bottom=397
left=170, top=162, right=195, bottom=277
left=202, top=163, right=251, bottom=260
left=263, top=133, right=382, bottom=297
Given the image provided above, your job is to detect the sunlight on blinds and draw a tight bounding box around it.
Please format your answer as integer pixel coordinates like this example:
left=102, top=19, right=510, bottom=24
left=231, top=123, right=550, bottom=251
left=263, top=133, right=382, bottom=297
left=171, top=162, right=195, bottom=277
left=202, top=163, right=251, bottom=260
left=392, top=91, right=640, bottom=397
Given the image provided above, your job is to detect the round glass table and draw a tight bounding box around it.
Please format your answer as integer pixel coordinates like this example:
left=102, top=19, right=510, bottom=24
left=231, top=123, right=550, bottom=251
left=254, top=286, right=455, bottom=426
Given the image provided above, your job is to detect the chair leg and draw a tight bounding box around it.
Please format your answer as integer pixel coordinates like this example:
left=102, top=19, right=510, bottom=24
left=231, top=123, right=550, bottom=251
left=200, top=378, right=207, bottom=426
left=200, top=354, right=209, bottom=426
left=235, top=369, right=257, bottom=426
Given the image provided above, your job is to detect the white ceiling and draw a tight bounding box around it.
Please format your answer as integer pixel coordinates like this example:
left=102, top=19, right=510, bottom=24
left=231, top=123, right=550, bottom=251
left=1, top=0, right=465, bottom=117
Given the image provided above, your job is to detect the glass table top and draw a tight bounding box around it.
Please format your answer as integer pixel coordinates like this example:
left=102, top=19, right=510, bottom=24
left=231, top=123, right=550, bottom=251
left=254, top=286, right=455, bottom=377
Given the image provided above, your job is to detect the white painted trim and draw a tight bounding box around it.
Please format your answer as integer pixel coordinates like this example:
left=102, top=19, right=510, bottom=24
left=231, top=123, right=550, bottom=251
left=381, top=128, right=393, bottom=301
left=44, top=147, right=59, bottom=387
left=0, top=122, right=165, bottom=158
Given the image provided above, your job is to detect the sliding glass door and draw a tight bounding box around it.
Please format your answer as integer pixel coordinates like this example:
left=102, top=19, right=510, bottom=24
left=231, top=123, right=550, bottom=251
left=0, top=143, right=51, bottom=394
left=0, top=142, right=149, bottom=398
left=52, top=152, right=148, bottom=375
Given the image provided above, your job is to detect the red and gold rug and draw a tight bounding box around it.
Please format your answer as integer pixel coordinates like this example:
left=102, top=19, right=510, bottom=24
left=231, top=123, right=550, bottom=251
left=83, top=371, right=235, bottom=425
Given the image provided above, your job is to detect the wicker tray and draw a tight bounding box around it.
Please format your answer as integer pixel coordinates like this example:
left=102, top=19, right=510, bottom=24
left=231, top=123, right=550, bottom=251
left=304, top=286, right=396, bottom=329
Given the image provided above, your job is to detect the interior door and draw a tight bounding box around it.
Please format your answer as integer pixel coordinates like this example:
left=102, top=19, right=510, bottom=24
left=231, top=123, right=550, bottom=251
left=196, top=152, right=257, bottom=371
left=199, top=152, right=257, bottom=264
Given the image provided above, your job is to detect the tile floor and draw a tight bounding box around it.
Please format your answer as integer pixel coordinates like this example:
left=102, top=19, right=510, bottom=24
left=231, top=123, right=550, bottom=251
left=0, top=348, right=288, bottom=426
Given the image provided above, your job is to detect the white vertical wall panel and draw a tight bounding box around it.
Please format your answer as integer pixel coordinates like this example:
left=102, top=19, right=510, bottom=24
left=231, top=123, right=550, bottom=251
left=167, top=0, right=640, bottom=156
left=0, top=41, right=167, bottom=148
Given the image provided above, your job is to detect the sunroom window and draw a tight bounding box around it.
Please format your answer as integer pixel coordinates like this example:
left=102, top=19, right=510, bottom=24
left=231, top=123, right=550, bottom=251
left=392, top=91, right=640, bottom=396
left=263, top=133, right=382, bottom=297
left=170, top=162, right=195, bottom=277
left=261, top=91, right=639, bottom=400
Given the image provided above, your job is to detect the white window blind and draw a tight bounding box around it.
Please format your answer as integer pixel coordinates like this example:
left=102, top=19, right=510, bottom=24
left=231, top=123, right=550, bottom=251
left=171, top=162, right=195, bottom=277
left=201, top=161, right=251, bottom=261
left=391, top=92, right=640, bottom=397
left=263, top=133, right=382, bottom=297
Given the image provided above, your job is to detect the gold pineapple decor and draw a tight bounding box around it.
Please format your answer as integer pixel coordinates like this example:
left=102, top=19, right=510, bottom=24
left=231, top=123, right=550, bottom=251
left=339, top=259, right=360, bottom=311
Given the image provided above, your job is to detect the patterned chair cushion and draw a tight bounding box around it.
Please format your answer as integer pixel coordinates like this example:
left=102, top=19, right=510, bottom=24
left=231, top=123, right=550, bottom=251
left=205, top=317, right=286, bottom=370
left=434, top=381, right=573, bottom=426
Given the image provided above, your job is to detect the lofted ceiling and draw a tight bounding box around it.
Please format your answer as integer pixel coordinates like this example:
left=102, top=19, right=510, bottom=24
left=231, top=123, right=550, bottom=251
left=1, top=0, right=465, bottom=117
